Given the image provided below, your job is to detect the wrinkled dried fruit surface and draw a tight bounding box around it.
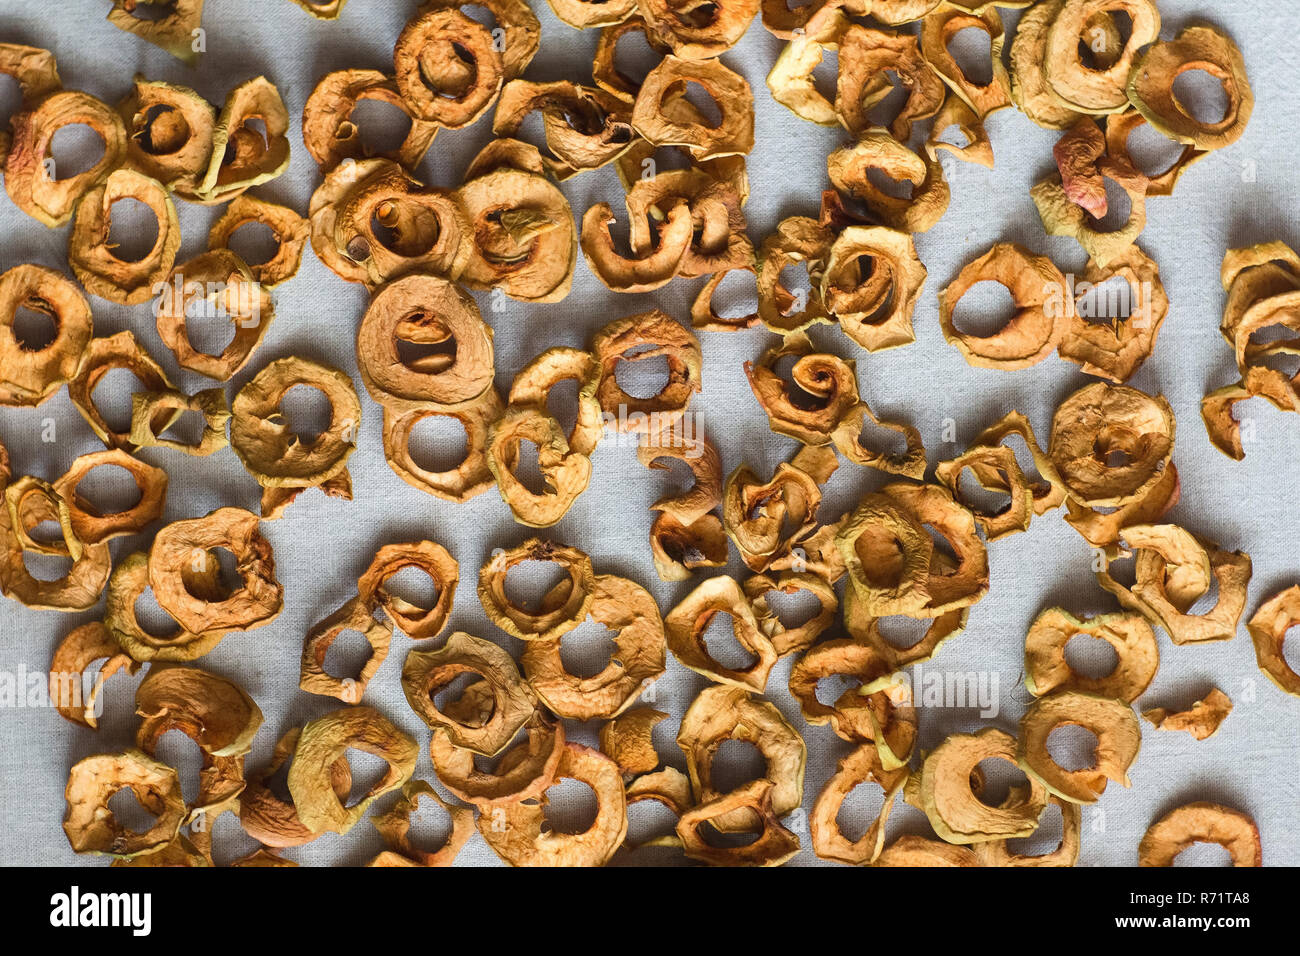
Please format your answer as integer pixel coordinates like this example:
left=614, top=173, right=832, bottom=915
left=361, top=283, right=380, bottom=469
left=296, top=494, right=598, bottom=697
left=1143, top=688, right=1232, bottom=740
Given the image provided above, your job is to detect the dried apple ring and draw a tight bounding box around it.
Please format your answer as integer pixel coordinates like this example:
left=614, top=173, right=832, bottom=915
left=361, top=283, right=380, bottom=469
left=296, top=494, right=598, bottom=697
left=301, top=69, right=439, bottom=172
left=823, top=226, right=927, bottom=353
left=1049, top=382, right=1174, bottom=508
left=639, top=422, right=722, bottom=524
left=370, top=779, right=475, bottom=867
left=522, top=574, right=666, bottom=720
left=1024, top=607, right=1158, bottom=702
left=836, top=492, right=934, bottom=617
left=494, top=80, right=633, bottom=176
left=50, top=622, right=140, bottom=730
left=5, top=476, right=78, bottom=560
left=827, top=132, right=949, bottom=234
left=154, top=250, right=274, bottom=381
left=105, top=552, right=228, bottom=662
left=1044, top=0, right=1160, bottom=115
left=239, top=727, right=353, bottom=848
left=882, top=481, right=989, bottom=617
left=107, top=0, right=204, bottom=63
left=402, top=631, right=536, bottom=756
left=755, top=216, right=832, bottom=333
left=1105, top=110, right=1205, bottom=197
left=382, top=388, right=503, bottom=502
left=843, top=585, right=968, bottom=669
left=0, top=265, right=92, bottom=407
left=117, top=77, right=216, bottom=193
left=1017, top=691, right=1140, bottom=804
left=626, top=765, right=692, bottom=825
left=478, top=538, right=595, bottom=641
left=836, top=673, right=915, bottom=766
left=190, top=77, right=290, bottom=204
left=63, top=751, right=185, bottom=858
left=811, top=743, right=907, bottom=865
left=623, top=169, right=750, bottom=278
left=594, top=16, right=670, bottom=101
left=1247, top=585, right=1300, bottom=697
left=479, top=743, right=627, bottom=866
left=919, top=3, right=1010, bottom=119
left=69, top=169, right=179, bottom=305
left=664, top=575, right=778, bottom=691
left=723, top=461, right=823, bottom=572
left=768, top=25, right=847, bottom=126
left=288, top=705, right=419, bottom=835
left=967, top=411, right=1065, bottom=515
left=649, top=511, right=728, bottom=582
left=1099, top=525, right=1251, bottom=646
left=394, top=8, right=503, bottom=129
left=787, top=637, right=890, bottom=727
left=1009, top=0, right=1081, bottom=129
left=1138, top=803, right=1260, bottom=867
left=457, top=146, right=576, bottom=303
left=678, top=684, right=805, bottom=830
left=314, top=160, right=470, bottom=288
left=745, top=334, right=859, bottom=446
left=676, top=779, right=800, bottom=867
left=131, top=387, right=230, bottom=456
left=430, top=710, right=565, bottom=806
left=1127, top=26, right=1253, bottom=152
left=259, top=471, right=354, bottom=521
left=134, top=663, right=262, bottom=820
left=975, top=792, right=1081, bottom=867
left=0, top=44, right=60, bottom=166
left=487, top=405, right=593, bottom=527
left=937, top=243, right=1065, bottom=370
left=64, top=332, right=171, bottom=449
left=744, top=570, right=836, bottom=656
left=510, top=348, right=604, bottom=457
left=5, top=90, right=126, bottom=227
left=926, top=94, right=994, bottom=168
left=1057, top=244, right=1167, bottom=382
left=52, top=449, right=168, bottom=544
left=208, top=196, right=308, bottom=288
left=1031, top=154, right=1148, bottom=267
left=359, top=541, right=458, bottom=640
left=229, top=849, right=296, bottom=867
left=592, top=310, right=702, bottom=432
left=836, top=26, right=945, bottom=140
left=919, top=729, right=1048, bottom=844
left=631, top=56, right=754, bottom=160
left=357, top=273, right=494, bottom=411
left=1063, top=456, right=1179, bottom=547
left=600, top=708, right=668, bottom=775
left=581, top=200, right=693, bottom=292
left=301, top=597, right=394, bottom=703
left=231, top=356, right=360, bottom=493
left=935, top=445, right=1033, bottom=540
left=148, top=507, right=282, bottom=635
left=0, top=485, right=110, bottom=612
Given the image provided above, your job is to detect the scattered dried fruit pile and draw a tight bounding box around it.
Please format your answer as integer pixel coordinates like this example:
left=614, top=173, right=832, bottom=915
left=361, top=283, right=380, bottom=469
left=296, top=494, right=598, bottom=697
left=0, top=0, right=1286, bottom=866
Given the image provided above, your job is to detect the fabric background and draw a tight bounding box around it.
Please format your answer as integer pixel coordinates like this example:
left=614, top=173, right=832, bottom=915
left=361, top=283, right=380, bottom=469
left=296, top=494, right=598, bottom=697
left=0, top=0, right=1297, bottom=866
